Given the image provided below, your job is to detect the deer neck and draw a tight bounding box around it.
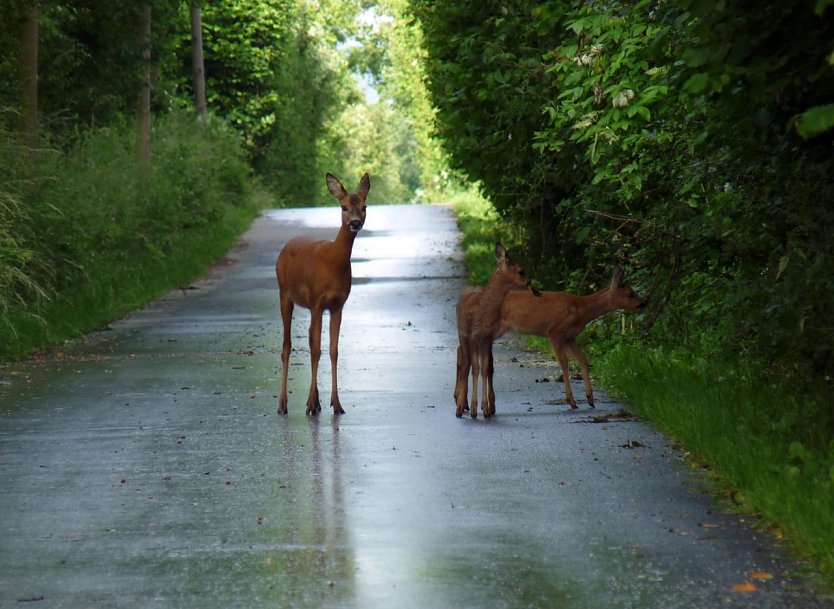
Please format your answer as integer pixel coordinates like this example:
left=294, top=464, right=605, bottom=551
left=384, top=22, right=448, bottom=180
left=333, top=224, right=359, bottom=259
left=478, top=271, right=519, bottom=323
left=577, top=287, right=617, bottom=325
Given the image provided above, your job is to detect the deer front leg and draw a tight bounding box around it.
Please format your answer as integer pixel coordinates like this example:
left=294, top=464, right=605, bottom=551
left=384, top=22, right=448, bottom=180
left=306, top=308, right=323, bottom=415
left=550, top=338, right=577, bottom=409
left=278, top=294, right=294, bottom=415
left=329, top=307, right=345, bottom=415
left=566, top=340, right=594, bottom=408
left=454, top=343, right=470, bottom=418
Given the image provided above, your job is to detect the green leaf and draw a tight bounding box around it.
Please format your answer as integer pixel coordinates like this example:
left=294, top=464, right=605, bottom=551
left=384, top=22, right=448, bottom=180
left=574, top=225, right=592, bottom=244
left=682, top=47, right=710, bottom=67
left=683, top=73, right=710, bottom=94
left=776, top=254, right=790, bottom=280
left=795, top=104, right=834, bottom=139
left=815, top=0, right=834, bottom=15
left=628, top=105, right=651, bottom=121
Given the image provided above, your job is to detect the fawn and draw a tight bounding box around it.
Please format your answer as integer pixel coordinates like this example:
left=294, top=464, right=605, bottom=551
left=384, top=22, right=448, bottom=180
left=455, top=243, right=538, bottom=419
left=497, top=267, right=644, bottom=409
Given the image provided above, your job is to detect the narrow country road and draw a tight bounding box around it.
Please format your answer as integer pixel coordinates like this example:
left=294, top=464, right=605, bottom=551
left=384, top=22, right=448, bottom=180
left=1, top=204, right=832, bottom=609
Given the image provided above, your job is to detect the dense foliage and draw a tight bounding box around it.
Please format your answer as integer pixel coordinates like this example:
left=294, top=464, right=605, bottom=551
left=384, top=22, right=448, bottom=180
left=413, top=0, right=834, bottom=384
left=0, top=111, right=258, bottom=358
left=0, top=0, right=367, bottom=356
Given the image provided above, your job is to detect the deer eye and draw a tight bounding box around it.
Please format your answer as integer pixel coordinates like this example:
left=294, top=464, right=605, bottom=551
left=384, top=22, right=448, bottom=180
left=341, top=205, right=348, bottom=212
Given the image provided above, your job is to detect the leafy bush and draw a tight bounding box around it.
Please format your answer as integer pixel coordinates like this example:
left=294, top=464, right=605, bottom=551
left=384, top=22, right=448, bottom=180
left=0, top=125, right=48, bottom=336
left=414, top=0, right=834, bottom=382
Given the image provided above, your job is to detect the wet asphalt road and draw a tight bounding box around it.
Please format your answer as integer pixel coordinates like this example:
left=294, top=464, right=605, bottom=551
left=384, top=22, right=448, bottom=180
left=2, top=204, right=833, bottom=609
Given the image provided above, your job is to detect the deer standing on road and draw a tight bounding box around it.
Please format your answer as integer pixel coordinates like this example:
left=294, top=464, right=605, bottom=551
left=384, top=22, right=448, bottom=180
left=276, top=172, right=370, bottom=415
left=455, top=243, right=537, bottom=419
left=497, top=267, right=644, bottom=409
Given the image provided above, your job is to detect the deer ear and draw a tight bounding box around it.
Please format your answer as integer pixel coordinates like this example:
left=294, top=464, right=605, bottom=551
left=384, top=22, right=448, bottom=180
left=495, top=243, right=508, bottom=264
left=326, top=173, right=347, bottom=199
left=356, top=173, right=371, bottom=200
left=611, top=267, right=625, bottom=287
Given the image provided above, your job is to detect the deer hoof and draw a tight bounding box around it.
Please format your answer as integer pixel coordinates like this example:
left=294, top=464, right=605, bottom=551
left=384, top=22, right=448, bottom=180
left=569, top=403, right=578, bottom=410
left=332, top=404, right=345, bottom=415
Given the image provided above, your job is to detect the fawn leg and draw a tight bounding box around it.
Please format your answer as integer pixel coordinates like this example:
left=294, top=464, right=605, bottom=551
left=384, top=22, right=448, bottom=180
left=469, top=350, right=480, bottom=419
left=481, top=348, right=492, bottom=418
left=485, top=345, right=496, bottom=418
left=566, top=340, right=594, bottom=408
left=455, top=343, right=471, bottom=417
left=550, top=338, right=577, bottom=409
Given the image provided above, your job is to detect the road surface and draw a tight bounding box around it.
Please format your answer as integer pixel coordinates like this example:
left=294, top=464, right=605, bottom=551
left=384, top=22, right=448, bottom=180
left=1, top=204, right=832, bottom=608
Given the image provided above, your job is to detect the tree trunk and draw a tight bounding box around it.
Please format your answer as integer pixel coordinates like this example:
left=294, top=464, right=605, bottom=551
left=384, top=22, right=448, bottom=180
left=18, top=2, right=38, bottom=149
left=191, top=3, right=207, bottom=118
left=137, top=0, right=152, bottom=168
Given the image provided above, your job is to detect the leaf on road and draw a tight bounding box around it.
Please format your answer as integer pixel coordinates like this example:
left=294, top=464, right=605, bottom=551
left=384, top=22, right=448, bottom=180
left=750, top=570, right=774, bottom=581
left=731, top=581, right=757, bottom=593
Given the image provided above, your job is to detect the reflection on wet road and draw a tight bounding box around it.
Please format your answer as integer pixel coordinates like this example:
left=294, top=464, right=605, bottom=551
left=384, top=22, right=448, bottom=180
left=1, top=205, right=833, bottom=608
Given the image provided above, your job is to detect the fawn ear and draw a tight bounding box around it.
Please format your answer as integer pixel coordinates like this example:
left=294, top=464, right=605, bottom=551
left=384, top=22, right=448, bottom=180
left=356, top=173, right=371, bottom=200
left=611, top=266, right=625, bottom=287
left=326, top=173, right=348, bottom=199
left=495, top=243, right=508, bottom=264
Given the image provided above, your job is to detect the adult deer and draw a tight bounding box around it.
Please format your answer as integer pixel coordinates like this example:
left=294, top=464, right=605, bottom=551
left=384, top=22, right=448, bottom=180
left=497, top=267, right=645, bottom=409
left=276, top=172, right=370, bottom=415
left=454, top=243, right=537, bottom=419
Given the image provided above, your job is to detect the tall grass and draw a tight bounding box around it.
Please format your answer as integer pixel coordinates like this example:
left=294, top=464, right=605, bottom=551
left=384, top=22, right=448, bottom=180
left=0, top=111, right=264, bottom=359
left=594, top=344, right=834, bottom=578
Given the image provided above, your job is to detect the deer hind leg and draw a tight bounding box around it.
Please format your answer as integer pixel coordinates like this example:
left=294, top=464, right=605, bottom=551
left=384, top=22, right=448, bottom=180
left=306, top=307, right=323, bottom=415
left=278, top=293, right=294, bottom=415
left=455, top=342, right=471, bottom=417
left=480, top=347, right=492, bottom=418
left=549, top=338, right=577, bottom=409
left=566, top=340, right=594, bottom=408
left=484, top=344, right=496, bottom=418
left=328, top=307, right=345, bottom=415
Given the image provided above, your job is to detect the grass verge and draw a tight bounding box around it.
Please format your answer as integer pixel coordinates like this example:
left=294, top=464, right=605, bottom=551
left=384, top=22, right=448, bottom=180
left=594, top=344, right=834, bottom=580
left=1, top=111, right=267, bottom=360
